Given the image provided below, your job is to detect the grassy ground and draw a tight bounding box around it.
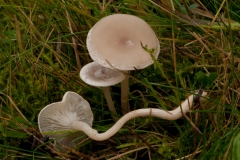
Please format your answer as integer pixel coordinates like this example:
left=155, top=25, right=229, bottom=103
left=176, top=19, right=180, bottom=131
left=0, top=0, right=239, bottom=159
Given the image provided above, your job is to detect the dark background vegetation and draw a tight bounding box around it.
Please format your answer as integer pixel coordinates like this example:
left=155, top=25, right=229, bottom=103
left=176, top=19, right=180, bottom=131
left=0, top=0, right=239, bottom=159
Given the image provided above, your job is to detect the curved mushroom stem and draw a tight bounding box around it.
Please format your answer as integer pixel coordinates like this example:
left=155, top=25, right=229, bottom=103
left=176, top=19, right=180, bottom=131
left=121, top=75, right=130, bottom=115
left=72, top=90, right=207, bottom=141
left=102, top=87, right=118, bottom=121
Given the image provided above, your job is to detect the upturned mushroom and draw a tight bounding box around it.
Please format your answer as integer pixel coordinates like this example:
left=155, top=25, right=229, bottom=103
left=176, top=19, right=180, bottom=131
left=80, top=62, right=125, bottom=121
left=38, top=90, right=207, bottom=144
left=38, top=91, right=93, bottom=151
left=87, top=14, right=160, bottom=114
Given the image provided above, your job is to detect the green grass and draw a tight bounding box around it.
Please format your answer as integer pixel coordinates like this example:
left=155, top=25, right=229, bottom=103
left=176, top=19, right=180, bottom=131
left=0, top=0, right=239, bottom=159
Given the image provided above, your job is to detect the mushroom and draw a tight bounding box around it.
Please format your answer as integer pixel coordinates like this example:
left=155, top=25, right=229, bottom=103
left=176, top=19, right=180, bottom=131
left=38, top=90, right=207, bottom=143
left=87, top=14, right=160, bottom=114
left=38, top=91, right=93, bottom=151
left=80, top=62, right=125, bottom=121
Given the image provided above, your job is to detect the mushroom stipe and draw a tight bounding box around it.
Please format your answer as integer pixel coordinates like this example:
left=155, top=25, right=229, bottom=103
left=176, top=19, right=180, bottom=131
left=80, top=62, right=126, bottom=121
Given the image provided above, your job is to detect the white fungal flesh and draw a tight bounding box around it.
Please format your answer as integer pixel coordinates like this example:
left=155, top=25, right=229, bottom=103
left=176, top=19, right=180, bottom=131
left=71, top=91, right=207, bottom=141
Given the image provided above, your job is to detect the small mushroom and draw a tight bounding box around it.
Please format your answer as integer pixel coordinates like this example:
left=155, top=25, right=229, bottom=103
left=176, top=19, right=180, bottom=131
left=80, top=62, right=125, bottom=121
left=87, top=14, right=160, bottom=114
left=38, top=90, right=207, bottom=143
left=38, top=91, right=93, bottom=151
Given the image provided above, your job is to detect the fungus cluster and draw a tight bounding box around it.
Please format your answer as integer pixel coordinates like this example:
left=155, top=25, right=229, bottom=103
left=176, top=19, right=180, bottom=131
left=38, top=14, right=207, bottom=151
left=83, top=14, right=160, bottom=115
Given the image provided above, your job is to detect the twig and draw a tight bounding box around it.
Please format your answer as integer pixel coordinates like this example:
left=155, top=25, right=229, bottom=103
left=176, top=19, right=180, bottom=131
left=62, top=0, right=82, bottom=71
left=13, top=14, right=24, bottom=53
left=175, top=150, right=202, bottom=160
left=6, top=114, right=68, bottom=159
left=209, top=0, right=227, bottom=28
left=183, top=112, right=203, bottom=135
left=0, top=92, right=28, bottom=122
left=126, top=126, right=163, bottom=158
left=107, top=146, right=150, bottom=160
left=62, top=145, right=94, bottom=160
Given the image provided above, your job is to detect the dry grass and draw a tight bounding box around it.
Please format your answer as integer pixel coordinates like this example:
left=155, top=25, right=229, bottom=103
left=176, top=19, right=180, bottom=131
left=0, top=0, right=239, bottom=159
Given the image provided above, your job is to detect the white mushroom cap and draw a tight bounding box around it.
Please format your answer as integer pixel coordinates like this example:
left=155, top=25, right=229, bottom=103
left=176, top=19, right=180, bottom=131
left=38, top=91, right=93, bottom=150
left=80, top=62, right=125, bottom=87
left=87, top=14, right=160, bottom=70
